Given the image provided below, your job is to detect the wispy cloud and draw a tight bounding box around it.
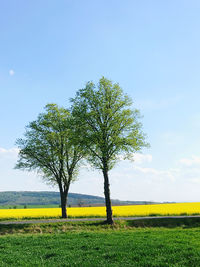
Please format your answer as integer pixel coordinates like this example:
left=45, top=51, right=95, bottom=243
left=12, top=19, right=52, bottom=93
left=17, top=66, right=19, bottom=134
left=123, top=165, right=175, bottom=182
left=118, top=153, right=152, bottom=164
left=132, top=153, right=152, bottom=164
left=1, top=147, right=200, bottom=202
left=179, top=156, right=200, bottom=166
left=0, top=147, right=19, bottom=158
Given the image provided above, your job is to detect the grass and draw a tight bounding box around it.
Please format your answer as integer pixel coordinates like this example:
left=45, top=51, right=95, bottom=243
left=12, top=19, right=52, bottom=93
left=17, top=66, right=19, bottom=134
left=0, top=220, right=129, bottom=235
left=1, top=213, right=200, bottom=222
left=1, top=217, right=200, bottom=234
left=0, top=218, right=200, bottom=266
left=0, top=226, right=200, bottom=266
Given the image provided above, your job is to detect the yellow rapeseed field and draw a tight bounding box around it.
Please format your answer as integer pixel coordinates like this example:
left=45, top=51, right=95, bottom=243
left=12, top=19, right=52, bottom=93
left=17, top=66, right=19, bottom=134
left=0, top=202, right=200, bottom=220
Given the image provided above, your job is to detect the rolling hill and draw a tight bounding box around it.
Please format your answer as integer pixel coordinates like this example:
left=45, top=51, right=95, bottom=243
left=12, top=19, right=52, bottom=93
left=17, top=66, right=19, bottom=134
left=0, top=191, right=156, bottom=207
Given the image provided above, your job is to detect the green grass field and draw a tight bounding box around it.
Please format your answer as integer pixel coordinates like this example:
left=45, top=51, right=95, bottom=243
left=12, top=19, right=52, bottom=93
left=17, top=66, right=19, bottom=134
left=0, top=219, right=200, bottom=266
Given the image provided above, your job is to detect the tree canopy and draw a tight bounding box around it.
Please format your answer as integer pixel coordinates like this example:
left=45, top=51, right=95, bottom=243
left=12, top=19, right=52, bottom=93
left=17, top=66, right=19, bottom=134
left=71, top=77, right=149, bottom=223
left=15, top=104, right=84, bottom=218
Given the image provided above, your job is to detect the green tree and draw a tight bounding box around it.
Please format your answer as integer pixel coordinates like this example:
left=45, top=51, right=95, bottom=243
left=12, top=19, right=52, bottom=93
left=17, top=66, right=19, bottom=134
left=71, top=77, right=149, bottom=224
left=15, top=104, right=84, bottom=218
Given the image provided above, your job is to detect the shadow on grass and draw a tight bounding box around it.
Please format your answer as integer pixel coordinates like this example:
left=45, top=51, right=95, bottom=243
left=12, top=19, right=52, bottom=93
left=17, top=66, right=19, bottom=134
left=0, top=220, right=111, bottom=235
left=125, top=217, right=200, bottom=228
left=0, top=223, right=30, bottom=235
left=1, top=217, right=200, bottom=235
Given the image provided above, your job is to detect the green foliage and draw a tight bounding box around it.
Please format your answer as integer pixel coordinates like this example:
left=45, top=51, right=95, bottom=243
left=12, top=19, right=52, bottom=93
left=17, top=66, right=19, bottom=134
left=71, top=77, right=149, bottom=223
left=71, top=76, right=149, bottom=170
left=15, top=104, right=86, bottom=217
left=15, top=104, right=83, bottom=187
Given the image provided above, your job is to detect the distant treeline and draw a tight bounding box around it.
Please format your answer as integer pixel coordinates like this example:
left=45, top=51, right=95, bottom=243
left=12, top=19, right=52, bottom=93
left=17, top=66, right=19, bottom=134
left=0, top=191, right=158, bottom=207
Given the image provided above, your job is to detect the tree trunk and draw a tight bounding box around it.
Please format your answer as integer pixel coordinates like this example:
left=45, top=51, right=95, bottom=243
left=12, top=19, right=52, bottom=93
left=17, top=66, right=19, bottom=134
left=103, top=168, right=113, bottom=224
left=60, top=191, right=67, bottom=218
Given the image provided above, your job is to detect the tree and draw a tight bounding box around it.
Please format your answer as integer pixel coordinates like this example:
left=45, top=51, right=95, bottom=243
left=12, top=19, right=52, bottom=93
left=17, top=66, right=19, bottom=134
left=15, top=104, right=84, bottom=218
left=71, top=77, right=149, bottom=224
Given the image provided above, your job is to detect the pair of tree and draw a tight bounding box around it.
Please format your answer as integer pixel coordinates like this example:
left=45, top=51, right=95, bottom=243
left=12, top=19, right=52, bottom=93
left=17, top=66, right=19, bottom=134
left=16, top=77, right=148, bottom=224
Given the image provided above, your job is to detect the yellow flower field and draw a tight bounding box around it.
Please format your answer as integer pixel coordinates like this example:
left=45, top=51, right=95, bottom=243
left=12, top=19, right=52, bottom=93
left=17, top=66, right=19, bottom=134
left=0, top=202, right=200, bottom=220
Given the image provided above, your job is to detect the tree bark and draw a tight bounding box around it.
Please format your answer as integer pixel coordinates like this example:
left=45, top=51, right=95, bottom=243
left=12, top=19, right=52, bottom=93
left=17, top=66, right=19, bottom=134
left=60, top=190, right=68, bottom=218
left=103, top=167, right=113, bottom=224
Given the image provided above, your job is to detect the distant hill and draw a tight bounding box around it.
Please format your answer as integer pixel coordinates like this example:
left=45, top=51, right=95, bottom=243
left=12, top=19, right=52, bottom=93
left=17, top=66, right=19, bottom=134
left=0, top=191, right=157, bottom=207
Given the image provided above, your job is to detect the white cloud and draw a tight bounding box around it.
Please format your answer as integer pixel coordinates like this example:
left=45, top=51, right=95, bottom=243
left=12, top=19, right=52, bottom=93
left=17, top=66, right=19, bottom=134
left=189, top=178, right=200, bottom=184
left=104, top=154, right=200, bottom=201
left=0, top=147, right=52, bottom=192
left=9, top=69, right=15, bottom=76
left=1, top=146, right=200, bottom=202
left=179, top=156, right=200, bottom=166
left=0, top=147, right=19, bottom=158
left=134, top=166, right=160, bottom=175
left=118, top=153, right=152, bottom=165
left=127, top=165, right=175, bottom=182
left=132, top=153, right=152, bottom=164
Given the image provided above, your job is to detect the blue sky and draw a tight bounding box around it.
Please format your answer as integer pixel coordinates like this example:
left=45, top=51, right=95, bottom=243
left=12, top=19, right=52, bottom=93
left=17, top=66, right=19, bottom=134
left=1, top=1, right=200, bottom=202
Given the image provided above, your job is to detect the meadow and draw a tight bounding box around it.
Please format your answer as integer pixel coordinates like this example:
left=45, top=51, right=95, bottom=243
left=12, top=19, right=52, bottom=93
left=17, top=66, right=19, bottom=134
left=1, top=219, right=200, bottom=266
left=0, top=202, right=200, bottom=220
